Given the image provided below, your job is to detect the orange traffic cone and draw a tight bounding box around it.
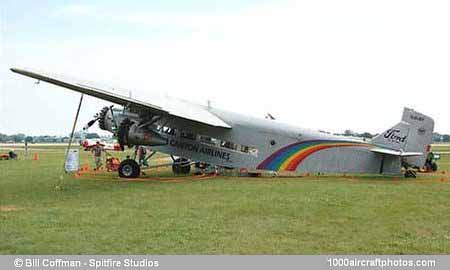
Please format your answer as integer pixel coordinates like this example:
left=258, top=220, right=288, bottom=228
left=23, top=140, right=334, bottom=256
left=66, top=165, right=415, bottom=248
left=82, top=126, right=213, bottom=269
left=33, top=153, right=39, bottom=161
left=83, top=163, right=90, bottom=171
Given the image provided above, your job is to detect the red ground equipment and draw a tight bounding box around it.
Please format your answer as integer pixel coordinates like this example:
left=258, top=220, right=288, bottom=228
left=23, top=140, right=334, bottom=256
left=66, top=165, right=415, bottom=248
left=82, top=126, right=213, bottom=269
left=106, top=157, right=121, bottom=172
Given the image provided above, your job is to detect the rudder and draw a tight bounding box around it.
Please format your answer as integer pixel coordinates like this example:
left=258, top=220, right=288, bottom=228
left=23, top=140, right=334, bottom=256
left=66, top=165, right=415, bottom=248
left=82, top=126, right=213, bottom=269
left=401, top=108, right=434, bottom=167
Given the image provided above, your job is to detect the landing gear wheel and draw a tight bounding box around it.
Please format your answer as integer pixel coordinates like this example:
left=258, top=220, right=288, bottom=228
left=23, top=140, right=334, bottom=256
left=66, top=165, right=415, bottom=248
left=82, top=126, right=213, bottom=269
left=404, top=169, right=417, bottom=178
left=118, top=159, right=141, bottom=178
left=172, top=158, right=191, bottom=174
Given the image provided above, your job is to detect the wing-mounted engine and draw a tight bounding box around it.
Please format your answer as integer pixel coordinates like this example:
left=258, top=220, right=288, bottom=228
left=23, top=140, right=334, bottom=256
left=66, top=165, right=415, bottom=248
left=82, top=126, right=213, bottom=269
left=120, top=120, right=167, bottom=148
left=98, top=106, right=167, bottom=150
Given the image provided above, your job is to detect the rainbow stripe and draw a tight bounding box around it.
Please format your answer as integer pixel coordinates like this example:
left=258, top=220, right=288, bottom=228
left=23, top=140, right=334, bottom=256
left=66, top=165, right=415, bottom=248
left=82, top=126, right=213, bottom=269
left=257, top=140, right=370, bottom=171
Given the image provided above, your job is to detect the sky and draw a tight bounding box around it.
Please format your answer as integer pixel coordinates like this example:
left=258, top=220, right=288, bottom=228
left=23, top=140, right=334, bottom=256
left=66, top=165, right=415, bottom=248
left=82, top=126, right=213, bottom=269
left=1, top=0, right=449, bottom=136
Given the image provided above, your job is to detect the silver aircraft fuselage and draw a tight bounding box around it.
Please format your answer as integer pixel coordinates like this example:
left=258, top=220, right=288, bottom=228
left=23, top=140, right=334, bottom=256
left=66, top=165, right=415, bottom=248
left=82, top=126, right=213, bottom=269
left=148, top=106, right=398, bottom=174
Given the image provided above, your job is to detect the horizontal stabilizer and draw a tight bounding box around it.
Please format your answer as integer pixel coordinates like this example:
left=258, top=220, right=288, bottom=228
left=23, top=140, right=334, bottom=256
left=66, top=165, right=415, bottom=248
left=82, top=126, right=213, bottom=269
left=370, top=147, right=423, bottom=157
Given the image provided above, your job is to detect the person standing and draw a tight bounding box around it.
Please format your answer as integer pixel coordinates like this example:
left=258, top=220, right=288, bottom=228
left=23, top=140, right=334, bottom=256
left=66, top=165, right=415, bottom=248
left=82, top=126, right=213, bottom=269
left=135, top=145, right=148, bottom=167
left=91, top=141, right=104, bottom=170
left=24, top=140, right=28, bottom=156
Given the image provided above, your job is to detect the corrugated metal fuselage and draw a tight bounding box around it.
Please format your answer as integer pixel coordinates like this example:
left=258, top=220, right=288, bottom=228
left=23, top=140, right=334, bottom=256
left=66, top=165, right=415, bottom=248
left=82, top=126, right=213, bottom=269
left=151, top=107, right=400, bottom=175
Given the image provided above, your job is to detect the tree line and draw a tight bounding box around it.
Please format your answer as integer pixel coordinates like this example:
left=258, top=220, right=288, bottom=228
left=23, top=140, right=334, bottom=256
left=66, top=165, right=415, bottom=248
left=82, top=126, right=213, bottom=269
left=0, top=132, right=103, bottom=143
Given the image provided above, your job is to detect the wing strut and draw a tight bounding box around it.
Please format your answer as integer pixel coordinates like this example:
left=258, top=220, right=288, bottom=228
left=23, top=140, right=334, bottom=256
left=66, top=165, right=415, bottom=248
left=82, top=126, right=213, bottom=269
left=59, top=94, right=84, bottom=188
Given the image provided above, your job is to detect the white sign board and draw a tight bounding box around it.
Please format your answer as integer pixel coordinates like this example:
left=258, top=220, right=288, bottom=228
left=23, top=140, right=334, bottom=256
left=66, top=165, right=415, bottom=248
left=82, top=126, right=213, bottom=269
left=65, top=149, right=79, bottom=172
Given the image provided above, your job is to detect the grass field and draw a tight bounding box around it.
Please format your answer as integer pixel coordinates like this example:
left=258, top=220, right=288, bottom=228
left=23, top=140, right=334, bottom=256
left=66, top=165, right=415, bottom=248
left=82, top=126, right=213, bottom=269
left=1, top=144, right=449, bottom=254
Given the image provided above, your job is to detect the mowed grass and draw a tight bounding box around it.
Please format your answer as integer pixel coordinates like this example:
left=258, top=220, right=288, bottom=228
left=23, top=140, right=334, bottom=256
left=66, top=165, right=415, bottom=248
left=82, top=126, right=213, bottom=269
left=0, top=145, right=449, bottom=254
left=433, top=144, right=450, bottom=169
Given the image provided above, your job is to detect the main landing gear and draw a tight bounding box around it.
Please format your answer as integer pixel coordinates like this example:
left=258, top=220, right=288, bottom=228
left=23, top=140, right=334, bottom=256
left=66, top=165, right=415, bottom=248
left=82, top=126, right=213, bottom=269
left=401, top=159, right=417, bottom=179
left=404, top=169, right=417, bottom=178
left=171, top=157, right=191, bottom=175
left=118, top=159, right=141, bottom=178
left=117, top=151, right=192, bottom=178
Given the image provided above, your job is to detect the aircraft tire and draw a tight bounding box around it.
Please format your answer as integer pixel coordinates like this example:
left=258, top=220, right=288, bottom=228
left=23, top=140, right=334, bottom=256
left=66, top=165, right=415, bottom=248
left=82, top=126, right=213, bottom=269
left=172, top=158, right=191, bottom=174
left=118, top=159, right=141, bottom=178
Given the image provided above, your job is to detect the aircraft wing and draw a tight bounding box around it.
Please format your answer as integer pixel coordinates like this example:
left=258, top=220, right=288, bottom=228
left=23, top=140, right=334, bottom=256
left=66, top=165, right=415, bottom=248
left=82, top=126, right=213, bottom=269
left=10, top=67, right=231, bottom=129
left=370, top=147, right=423, bottom=157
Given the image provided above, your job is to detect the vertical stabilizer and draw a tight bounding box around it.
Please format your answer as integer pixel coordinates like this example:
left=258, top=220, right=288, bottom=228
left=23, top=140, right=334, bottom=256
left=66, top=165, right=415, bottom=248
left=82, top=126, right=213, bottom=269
left=401, top=108, right=434, bottom=167
left=371, top=108, right=434, bottom=167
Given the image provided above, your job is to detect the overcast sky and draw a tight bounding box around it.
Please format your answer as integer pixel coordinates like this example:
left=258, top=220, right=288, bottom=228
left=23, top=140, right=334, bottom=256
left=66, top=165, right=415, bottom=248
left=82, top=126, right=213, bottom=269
left=1, top=0, right=449, bottom=136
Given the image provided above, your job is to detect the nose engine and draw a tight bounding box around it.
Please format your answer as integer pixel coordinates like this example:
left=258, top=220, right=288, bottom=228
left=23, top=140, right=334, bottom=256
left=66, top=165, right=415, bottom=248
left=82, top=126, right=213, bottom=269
left=98, top=106, right=167, bottom=150
left=98, top=106, right=116, bottom=132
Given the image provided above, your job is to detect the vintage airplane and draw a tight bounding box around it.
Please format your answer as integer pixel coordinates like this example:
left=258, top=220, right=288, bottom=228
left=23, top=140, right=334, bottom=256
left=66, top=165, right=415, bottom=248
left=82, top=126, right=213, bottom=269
left=80, top=138, right=121, bottom=151
left=11, top=68, right=435, bottom=178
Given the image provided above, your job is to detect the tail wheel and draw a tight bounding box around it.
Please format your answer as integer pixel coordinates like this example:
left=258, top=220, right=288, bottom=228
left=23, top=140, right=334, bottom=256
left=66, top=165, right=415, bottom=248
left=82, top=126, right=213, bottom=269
left=172, top=158, right=191, bottom=174
left=118, top=159, right=141, bottom=178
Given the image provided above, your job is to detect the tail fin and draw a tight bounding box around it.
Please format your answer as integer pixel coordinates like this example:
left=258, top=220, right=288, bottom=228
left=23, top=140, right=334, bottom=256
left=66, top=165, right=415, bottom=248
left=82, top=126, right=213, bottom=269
left=371, top=108, right=434, bottom=167
left=401, top=108, right=435, bottom=167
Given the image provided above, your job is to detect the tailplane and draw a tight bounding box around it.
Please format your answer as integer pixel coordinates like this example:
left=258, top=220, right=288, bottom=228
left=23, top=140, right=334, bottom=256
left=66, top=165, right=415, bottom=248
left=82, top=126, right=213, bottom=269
left=371, top=108, right=434, bottom=167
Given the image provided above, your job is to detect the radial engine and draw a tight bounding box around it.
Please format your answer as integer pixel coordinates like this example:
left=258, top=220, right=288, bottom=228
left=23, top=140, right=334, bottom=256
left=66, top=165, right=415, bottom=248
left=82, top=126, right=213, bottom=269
left=97, top=106, right=167, bottom=150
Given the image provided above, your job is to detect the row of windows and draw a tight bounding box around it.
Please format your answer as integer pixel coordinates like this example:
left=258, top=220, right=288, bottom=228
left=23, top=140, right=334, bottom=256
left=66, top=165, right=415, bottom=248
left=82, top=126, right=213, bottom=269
left=158, top=125, right=258, bottom=156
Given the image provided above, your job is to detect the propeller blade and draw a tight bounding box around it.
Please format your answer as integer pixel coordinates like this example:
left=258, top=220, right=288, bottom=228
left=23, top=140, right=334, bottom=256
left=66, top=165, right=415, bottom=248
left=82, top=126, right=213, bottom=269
left=83, top=119, right=98, bottom=130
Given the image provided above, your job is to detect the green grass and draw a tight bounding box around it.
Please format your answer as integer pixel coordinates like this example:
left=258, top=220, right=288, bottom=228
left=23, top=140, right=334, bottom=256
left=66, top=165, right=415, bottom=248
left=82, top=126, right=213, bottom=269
left=433, top=144, right=450, bottom=170
left=1, top=145, right=449, bottom=254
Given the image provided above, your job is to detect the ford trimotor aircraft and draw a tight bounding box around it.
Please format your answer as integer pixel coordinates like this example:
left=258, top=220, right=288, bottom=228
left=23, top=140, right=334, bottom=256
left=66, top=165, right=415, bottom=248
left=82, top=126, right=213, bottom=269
left=11, top=68, right=434, bottom=178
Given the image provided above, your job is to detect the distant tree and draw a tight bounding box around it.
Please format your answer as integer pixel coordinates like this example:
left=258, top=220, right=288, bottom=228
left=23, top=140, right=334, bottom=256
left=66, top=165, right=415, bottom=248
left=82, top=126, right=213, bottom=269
left=360, top=132, right=374, bottom=139
left=25, top=136, right=33, bottom=143
left=11, top=133, right=26, bottom=142
left=86, top=133, right=100, bottom=139
left=72, top=131, right=81, bottom=139
left=0, top=133, right=7, bottom=142
left=433, top=132, right=442, bottom=142
left=344, top=130, right=354, bottom=136
left=443, top=135, right=450, bottom=142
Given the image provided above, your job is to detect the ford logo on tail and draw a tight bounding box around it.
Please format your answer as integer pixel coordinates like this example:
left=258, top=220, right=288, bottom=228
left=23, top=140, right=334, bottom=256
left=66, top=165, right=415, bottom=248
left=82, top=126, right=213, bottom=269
left=384, top=129, right=407, bottom=143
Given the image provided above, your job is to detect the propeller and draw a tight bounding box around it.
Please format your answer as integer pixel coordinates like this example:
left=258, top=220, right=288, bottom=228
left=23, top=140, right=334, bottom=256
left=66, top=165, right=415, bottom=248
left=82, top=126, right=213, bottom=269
left=83, top=111, right=104, bottom=131
left=265, top=113, right=276, bottom=120
left=82, top=116, right=100, bottom=131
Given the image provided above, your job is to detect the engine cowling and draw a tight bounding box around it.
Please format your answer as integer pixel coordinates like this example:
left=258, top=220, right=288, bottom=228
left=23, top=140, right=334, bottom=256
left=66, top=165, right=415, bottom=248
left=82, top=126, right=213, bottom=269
left=98, top=107, right=139, bottom=133
left=118, top=120, right=167, bottom=149
left=98, top=107, right=112, bottom=131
